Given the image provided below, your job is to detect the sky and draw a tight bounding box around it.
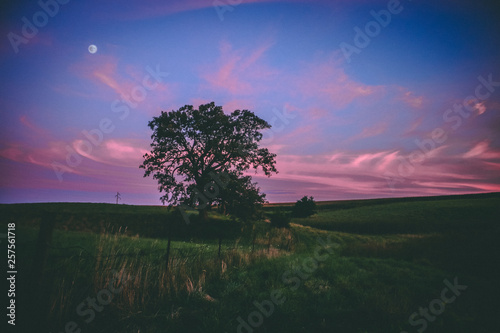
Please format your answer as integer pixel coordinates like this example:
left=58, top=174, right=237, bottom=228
left=1, top=0, right=500, bottom=205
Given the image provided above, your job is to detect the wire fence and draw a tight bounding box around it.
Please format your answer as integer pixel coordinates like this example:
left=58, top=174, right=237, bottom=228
left=17, top=235, right=281, bottom=276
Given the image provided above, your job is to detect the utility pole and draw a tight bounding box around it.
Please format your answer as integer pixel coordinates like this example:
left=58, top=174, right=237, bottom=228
left=115, top=192, right=121, bottom=204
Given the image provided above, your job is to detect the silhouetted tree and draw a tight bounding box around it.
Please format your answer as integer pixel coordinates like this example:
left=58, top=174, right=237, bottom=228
left=140, top=102, right=277, bottom=221
left=292, top=196, right=317, bottom=218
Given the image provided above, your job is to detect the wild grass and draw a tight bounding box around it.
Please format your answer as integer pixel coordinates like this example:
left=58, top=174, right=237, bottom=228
left=5, top=193, right=500, bottom=332
left=14, top=221, right=296, bottom=332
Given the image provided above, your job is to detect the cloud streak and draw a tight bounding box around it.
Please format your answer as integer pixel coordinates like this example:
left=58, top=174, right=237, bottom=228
left=201, top=40, right=277, bottom=96
left=256, top=138, right=500, bottom=202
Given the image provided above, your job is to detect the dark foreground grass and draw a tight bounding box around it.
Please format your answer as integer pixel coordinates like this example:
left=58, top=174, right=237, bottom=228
left=2, top=193, right=499, bottom=332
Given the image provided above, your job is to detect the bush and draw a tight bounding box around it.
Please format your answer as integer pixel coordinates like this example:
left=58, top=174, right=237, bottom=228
left=292, top=196, right=317, bottom=218
left=270, top=210, right=291, bottom=228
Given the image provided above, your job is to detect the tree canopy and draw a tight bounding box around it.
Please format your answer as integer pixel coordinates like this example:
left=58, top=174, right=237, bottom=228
left=140, top=102, right=277, bottom=220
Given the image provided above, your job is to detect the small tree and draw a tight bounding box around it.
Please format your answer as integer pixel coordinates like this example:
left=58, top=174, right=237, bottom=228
left=292, top=196, right=317, bottom=218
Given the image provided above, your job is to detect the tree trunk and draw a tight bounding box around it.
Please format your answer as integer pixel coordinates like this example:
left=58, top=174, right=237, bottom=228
left=252, top=233, right=256, bottom=253
left=165, top=235, right=171, bottom=271
left=29, top=213, right=55, bottom=329
left=218, top=235, right=222, bottom=258
left=251, top=224, right=256, bottom=253
left=165, top=222, right=172, bottom=272
left=268, top=230, right=272, bottom=254
left=198, top=207, right=209, bottom=223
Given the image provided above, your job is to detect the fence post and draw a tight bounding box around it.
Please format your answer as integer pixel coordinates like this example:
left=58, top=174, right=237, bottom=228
left=218, top=235, right=222, bottom=258
left=252, top=232, right=256, bottom=253
left=28, top=212, right=56, bottom=329
left=165, top=221, right=172, bottom=272
left=267, top=229, right=272, bottom=254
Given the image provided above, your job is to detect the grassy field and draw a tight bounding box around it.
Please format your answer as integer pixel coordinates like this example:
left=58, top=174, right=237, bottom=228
left=1, top=192, right=499, bottom=332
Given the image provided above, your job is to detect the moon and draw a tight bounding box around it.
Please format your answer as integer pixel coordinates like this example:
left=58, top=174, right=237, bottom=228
left=88, top=44, right=97, bottom=54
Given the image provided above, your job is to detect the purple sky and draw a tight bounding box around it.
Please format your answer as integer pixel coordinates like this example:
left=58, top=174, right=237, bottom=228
left=1, top=0, right=500, bottom=205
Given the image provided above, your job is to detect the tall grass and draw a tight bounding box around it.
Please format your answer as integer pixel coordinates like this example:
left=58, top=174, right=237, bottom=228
left=20, top=223, right=296, bottom=332
left=7, top=193, right=499, bottom=332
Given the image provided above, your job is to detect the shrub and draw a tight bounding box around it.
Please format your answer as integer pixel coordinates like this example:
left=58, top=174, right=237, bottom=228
left=292, top=196, right=317, bottom=218
left=270, top=210, right=291, bottom=228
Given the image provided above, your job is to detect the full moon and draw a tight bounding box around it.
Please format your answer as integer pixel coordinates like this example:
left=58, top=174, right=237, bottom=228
left=88, top=44, right=97, bottom=54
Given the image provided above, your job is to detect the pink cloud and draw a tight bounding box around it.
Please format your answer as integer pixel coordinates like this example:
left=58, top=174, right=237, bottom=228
left=1, top=136, right=150, bottom=180
left=66, top=54, right=174, bottom=116
left=200, top=40, right=277, bottom=95
left=87, top=59, right=142, bottom=98
left=68, top=55, right=125, bottom=97
left=0, top=140, right=81, bottom=176
left=19, top=115, right=51, bottom=138
left=411, top=181, right=500, bottom=192
left=397, top=88, right=424, bottom=108
left=463, top=140, right=500, bottom=159
left=263, top=123, right=322, bottom=151
left=349, top=121, right=389, bottom=141
left=69, top=54, right=159, bottom=96
left=463, top=140, right=489, bottom=159
left=0, top=138, right=158, bottom=195
left=3, top=136, right=499, bottom=204
left=93, top=71, right=127, bottom=97
left=326, top=150, right=401, bottom=174
left=402, top=116, right=424, bottom=137
left=294, top=55, right=385, bottom=109
left=251, top=138, right=500, bottom=202
left=290, top=55, right=428, bottom=134
left=0, top=144, right=25, bottom=163
left=308, top=107, right=329, bottom=120
left=72, top=138, right=149, bottom=168
left=474, top=101, right=487, bottom=115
